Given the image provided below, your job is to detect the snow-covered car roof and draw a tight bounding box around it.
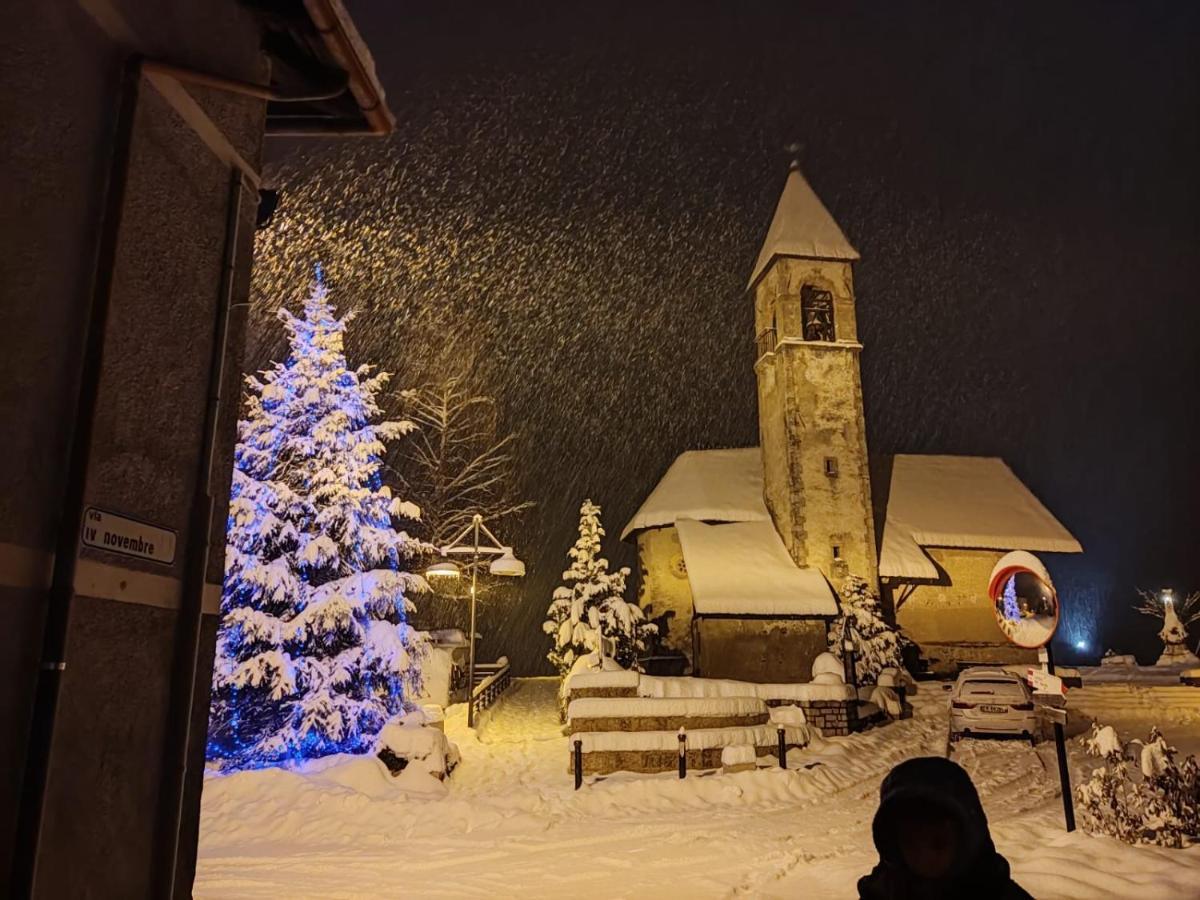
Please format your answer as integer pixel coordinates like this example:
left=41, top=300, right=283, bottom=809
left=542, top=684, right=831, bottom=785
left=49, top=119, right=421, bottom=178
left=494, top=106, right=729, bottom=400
left=879, top=455, right=1082, bottom=581
left=620, top=448, right=768, bottom=540
left=675, top=518, right=838, bottom=617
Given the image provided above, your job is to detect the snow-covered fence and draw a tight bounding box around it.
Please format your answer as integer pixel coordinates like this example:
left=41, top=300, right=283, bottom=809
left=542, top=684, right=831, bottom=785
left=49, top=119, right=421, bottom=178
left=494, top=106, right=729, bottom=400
left=470, top=658, right=512, bottom=721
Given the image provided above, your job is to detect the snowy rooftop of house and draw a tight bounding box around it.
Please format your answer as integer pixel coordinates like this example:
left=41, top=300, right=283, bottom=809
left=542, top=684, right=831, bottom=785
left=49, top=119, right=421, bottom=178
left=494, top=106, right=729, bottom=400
left=676, top=519, right=838, bottom=617
left=879, top=455, right=1082, bottom=581
left=747, top=161, right=859, bottom=290
left=620, top=448, right=768, bottom=540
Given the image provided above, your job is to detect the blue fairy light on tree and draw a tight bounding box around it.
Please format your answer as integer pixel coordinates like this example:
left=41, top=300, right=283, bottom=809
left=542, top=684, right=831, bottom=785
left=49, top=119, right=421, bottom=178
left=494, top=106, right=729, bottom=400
left=207, top=269, right=430, bottom=770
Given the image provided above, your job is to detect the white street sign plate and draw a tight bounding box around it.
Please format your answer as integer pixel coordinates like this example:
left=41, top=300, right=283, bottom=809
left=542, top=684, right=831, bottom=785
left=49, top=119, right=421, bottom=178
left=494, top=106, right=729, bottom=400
left=81, top=507, right=177, bottom=565
left=1026, top=667, right=1066, bottom=696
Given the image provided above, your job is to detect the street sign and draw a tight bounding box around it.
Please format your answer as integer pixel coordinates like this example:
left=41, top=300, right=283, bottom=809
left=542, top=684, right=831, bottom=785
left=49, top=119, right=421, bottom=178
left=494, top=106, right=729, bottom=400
left=1038, top=704, right=1068, bottom=726
left=81, top=507, right=177, bottom=565
left=1026, top=667, right=1066, bottom=696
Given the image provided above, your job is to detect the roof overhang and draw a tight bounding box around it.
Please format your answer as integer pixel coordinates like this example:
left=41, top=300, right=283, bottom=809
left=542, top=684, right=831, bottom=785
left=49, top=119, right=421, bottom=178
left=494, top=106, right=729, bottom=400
left=247, top=0, right=395, bottom=136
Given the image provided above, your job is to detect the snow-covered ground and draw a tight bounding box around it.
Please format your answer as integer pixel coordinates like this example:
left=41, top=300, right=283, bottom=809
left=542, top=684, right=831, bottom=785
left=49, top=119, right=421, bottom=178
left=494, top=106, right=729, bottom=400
left=195, top=677, right=1200, bottom=899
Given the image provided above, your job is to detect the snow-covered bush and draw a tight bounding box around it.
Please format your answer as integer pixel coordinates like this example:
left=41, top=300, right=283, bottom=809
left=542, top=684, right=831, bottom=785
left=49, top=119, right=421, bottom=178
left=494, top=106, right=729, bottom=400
left=207, top=274, right=430, bottom=771
left=827, top=575, right=904, bottom=684
left=543, top=500, right=656, bottom=675
left=374, top=712, right=460, bottom=782
left=1077, top=722, right=1200, bottom=847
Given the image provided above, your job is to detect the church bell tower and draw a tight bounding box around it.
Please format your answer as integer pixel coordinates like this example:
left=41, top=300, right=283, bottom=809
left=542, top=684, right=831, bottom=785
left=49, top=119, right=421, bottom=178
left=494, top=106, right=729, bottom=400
left=749, top=160, right=878, bottom=589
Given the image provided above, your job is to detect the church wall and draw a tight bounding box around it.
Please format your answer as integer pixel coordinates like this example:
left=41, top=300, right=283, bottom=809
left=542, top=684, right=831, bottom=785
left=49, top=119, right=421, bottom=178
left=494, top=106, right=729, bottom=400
left=894, top=547, right=1037, bottom=673
left=635, top=526, right=695, bottom=663
left=694, top=617, right=828, bottom=683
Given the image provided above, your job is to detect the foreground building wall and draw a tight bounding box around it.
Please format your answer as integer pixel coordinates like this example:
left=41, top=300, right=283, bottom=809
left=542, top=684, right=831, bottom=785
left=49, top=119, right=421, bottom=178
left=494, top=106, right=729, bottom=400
left=892, top=547, right=1038, bottom=673
left=635, top=526, right=696, bottom=662
left=694, top=617, right=828, bottom=683
left=0, top=2, right=264, bottom=894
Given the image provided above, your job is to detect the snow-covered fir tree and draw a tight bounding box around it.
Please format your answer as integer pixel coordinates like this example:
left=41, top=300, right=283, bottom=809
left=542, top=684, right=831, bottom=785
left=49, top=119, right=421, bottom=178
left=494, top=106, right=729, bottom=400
left=543, top=499, right=655, bottom=675
left=207, top=273, right=430, bottom=770
left=828, top=574, right=904, bottom=684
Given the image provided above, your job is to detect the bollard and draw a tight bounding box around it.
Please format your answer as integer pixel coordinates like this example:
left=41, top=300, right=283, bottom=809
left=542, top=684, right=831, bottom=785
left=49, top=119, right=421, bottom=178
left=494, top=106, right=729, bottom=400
left=777, top=727, right=787, bottom=769
left=678, top=727, right=687, bottom=779
left=573, top=739, right=583, bottom=790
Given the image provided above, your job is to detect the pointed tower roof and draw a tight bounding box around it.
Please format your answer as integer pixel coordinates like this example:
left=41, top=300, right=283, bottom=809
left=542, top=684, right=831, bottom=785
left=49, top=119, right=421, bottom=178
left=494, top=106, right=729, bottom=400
left=747, top=161, right=859, bottom=289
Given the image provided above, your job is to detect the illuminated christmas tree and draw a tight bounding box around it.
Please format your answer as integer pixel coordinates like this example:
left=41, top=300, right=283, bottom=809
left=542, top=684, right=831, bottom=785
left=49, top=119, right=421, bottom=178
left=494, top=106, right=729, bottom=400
left=207, top=271, right=429, bottom=770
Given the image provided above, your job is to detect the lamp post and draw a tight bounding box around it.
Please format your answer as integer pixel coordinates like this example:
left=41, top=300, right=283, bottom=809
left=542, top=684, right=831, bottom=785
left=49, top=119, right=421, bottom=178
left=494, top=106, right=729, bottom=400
left=843, top=619, right=859, bottom=733
left=425, top=513, right=524, bottom=728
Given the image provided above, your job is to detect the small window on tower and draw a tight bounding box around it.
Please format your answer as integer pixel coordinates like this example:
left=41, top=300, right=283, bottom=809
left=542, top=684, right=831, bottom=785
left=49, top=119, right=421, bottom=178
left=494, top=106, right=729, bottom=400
left=832, top=544, right=842, bottom=560
left=824, top=456, right=839, bottom=477
left=801, top=285, right=835, bottom=342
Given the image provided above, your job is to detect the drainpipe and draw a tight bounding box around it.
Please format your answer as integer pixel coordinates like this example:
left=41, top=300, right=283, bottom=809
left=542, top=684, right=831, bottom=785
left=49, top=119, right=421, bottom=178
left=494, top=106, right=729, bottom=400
left=10, top=56, right=143, bottom=899
left=153, top=169, right=248, bottom=899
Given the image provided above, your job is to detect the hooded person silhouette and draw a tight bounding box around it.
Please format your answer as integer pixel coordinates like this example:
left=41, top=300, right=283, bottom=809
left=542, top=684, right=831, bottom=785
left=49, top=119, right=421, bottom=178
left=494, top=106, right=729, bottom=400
left=858, top=757, right=1034, bottom=900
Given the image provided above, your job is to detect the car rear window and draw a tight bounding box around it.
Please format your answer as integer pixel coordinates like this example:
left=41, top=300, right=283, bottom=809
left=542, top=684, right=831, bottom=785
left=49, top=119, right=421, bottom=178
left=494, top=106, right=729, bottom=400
left=961, top=678, right=1025, bottom=700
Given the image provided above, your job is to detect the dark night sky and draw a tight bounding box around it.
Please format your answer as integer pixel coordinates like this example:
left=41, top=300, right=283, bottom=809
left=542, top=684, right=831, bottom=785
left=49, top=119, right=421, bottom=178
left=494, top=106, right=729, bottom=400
left=257, top=1, right=1199, bottom=672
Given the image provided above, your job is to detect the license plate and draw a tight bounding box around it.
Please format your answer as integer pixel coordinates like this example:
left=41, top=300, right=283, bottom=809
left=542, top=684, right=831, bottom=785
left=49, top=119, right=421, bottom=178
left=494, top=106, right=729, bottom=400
left=980, top=705, right=1006, bottom=714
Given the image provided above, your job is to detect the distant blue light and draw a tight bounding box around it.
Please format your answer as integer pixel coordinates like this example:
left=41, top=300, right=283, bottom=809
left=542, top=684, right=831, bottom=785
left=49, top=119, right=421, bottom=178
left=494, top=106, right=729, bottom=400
left=1075, top=640, right=1088, bottom=650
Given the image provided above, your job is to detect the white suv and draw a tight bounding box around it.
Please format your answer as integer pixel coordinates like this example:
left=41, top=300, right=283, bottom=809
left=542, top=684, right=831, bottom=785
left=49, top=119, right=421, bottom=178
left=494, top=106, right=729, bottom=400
left=949, top=667, right=1037, bottom=744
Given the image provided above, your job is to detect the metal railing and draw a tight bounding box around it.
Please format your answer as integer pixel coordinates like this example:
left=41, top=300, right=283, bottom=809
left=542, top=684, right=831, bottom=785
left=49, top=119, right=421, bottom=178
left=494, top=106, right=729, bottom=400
left=470, top=658, right=512, bottom=719
left=755, top=327, right=778, bottom=360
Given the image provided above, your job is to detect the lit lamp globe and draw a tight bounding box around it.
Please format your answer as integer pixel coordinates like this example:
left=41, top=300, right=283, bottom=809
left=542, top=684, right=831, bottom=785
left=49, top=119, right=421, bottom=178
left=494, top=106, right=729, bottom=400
left=489, top=549, right=525, bottom=578
left=425, top=559, right=461, bottom=580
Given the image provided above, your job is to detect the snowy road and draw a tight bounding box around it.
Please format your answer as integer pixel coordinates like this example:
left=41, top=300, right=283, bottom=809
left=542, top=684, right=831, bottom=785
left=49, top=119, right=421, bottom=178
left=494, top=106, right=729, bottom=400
left=196, top=678, right=1200, bottom=899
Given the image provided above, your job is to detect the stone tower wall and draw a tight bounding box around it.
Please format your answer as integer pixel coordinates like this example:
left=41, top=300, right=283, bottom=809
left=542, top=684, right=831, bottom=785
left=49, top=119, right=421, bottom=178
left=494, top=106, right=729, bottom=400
left=754, top=257, right=878, bottom=590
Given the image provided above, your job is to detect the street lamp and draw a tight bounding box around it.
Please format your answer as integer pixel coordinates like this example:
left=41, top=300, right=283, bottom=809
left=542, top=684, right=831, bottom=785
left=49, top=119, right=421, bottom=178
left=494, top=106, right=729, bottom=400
left=1161, top=588, right=1175, bottom=607
left=425, top=514, right=524, bottom=727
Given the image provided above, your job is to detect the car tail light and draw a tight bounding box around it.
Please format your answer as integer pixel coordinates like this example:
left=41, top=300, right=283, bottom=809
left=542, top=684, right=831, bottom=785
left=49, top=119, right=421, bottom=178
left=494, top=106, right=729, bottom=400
left=1013, top=702, right=1034, bottom=711
left=951, top=700, right=974, bottom=709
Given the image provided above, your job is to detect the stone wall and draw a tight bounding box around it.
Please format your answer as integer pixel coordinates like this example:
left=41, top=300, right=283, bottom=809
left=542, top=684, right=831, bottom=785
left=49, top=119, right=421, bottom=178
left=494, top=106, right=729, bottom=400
left=787, top=699, right=852, bottom=736
left=635, top=525, right=695, bottom=663
left=893, top=547, right=1039, bottom=673
left=695, top=616, right=829, bottom=683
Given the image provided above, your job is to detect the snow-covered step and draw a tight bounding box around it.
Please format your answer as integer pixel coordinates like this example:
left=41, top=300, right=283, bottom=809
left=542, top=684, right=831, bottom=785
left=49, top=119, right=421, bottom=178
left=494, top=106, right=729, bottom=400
left=567, top=696, right=769, bottom=733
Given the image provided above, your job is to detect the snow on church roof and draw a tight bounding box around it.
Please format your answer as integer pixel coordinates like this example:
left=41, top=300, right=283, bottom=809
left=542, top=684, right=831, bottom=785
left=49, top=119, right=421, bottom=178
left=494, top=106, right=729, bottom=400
left=747, top=161, right=859, bottom=290
left=676, top=519, right=838, bottom=617
left=879, top=455, right=1082, bottom=580
left=620, top=448, right=768, bottom=540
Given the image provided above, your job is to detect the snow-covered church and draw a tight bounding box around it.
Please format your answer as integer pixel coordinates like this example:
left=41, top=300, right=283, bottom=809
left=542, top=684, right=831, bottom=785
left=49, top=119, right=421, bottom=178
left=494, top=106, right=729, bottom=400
left=622, top=162, right=1081, bottom=680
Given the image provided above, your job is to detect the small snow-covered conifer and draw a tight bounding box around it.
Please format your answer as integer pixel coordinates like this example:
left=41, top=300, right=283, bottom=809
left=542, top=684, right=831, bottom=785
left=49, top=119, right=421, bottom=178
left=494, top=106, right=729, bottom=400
left=828, top=574, right=904, bottom=684
left=543, top=499, right=655, bottom=675
left=207, top=272, right=429, bottom=770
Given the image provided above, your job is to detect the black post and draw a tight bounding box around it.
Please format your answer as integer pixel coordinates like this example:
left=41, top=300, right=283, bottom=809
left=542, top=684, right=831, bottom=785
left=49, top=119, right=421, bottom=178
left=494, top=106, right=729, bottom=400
left=777, top=727, right=787, bottom=769
left=678, top=728, right=686, bottom=779
left=1044, top=643, right=1076, bottom=832
left=573, top=739, right=583, bottom=791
